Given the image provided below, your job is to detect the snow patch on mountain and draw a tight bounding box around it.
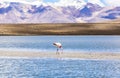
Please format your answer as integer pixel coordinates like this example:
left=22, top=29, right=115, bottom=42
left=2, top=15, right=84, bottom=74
left=87, top=0, right=105, bottom=7
left=50, top=0, right=86, bottom=8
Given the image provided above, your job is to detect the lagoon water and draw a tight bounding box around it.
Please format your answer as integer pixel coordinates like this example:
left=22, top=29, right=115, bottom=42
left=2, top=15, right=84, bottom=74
left=0, top=36, right=120, bottom=78
left=0, top=36, right=120, bottom=52
left=0, top=58, right=120, bottom=78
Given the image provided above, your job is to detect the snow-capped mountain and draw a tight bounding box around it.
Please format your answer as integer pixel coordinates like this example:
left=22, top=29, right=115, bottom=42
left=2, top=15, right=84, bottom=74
left=0, top=2, right=76, bottom=23
left=0, top=1, right=120, bottom=23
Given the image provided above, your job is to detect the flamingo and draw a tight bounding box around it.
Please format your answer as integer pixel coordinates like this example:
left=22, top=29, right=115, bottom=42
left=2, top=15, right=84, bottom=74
left=53, top=42, right=63, bottom=54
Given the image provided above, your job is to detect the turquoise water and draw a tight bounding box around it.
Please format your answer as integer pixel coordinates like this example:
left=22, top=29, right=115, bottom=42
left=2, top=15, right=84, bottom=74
left=0, top=36, right=120, bottom=52
left=0, top=58, right=120, bottom=78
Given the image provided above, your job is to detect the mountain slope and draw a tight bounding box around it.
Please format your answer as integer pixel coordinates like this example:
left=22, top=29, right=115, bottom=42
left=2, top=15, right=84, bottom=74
left=0, top=2, right=120, bottom=23
left=85, top=6, right=120, bottom=23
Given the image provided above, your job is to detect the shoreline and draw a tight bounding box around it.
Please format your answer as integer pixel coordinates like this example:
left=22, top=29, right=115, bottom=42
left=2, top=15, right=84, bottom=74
left=0, top=51, right=120, bottom=60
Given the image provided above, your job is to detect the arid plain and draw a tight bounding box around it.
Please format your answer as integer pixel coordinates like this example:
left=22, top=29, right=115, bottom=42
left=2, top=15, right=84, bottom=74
left=0, top=23, right=120, bottom=35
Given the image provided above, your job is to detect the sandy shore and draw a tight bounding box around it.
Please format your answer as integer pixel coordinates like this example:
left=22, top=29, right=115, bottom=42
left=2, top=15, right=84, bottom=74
left=0, top=51, right=120, bottom=60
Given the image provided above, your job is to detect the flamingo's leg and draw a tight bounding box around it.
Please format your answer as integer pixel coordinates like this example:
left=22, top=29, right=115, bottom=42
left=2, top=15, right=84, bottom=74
left=56, top=48, right=59, bottom=54
left=61, top=48, right=63, bottom=54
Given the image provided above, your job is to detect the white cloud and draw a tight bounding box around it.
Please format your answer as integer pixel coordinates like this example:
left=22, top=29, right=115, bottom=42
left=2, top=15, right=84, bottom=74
left=0, top=0, right=120, bottom=7
left=0, top=0, right=43, bottom=6
left=104, top=0, right=120, bottom=6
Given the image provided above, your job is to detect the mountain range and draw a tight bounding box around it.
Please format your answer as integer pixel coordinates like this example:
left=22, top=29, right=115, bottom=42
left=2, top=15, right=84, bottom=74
left=0, top=2, right=120, bottom=23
